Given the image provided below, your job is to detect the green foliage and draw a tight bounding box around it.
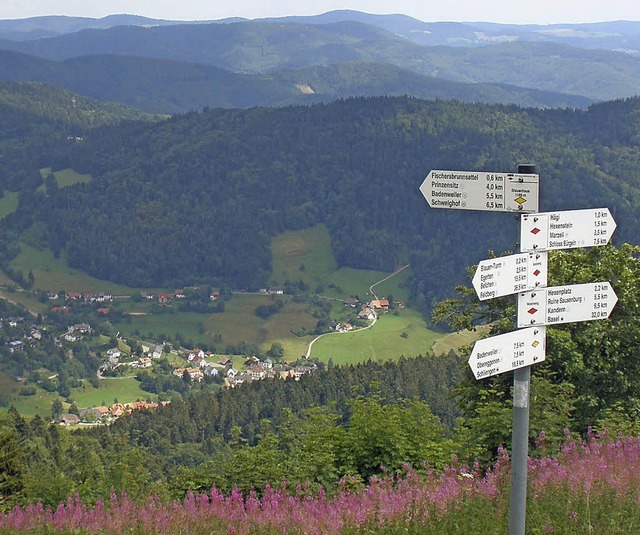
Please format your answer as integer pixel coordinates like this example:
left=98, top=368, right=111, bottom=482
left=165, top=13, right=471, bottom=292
left=5, top=95, right=640, bottom=314
left=434, top=243, right=640, bottom=453
left=0, top=421, right=25, bottom=508
left=343, top=397, right=455, bottom=478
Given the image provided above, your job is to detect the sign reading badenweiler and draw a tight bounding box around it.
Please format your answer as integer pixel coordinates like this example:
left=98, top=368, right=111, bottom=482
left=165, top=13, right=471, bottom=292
left=419, top=170, right=540, bottom=213
left=468, top=326, right=546, bottom=380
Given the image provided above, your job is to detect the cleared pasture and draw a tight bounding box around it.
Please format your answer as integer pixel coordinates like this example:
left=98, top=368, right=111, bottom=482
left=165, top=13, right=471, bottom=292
left=0, top=191, right=19, bottom=220
left=308, top=308, right=443, bottom=365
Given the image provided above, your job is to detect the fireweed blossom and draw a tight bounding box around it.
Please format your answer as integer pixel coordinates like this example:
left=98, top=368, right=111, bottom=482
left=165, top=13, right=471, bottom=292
left=2, top=433, right=640, bottom=533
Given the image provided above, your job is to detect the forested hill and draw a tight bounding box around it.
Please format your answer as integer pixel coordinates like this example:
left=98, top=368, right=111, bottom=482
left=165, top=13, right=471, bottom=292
left=4, top=96, right=640, bottom=308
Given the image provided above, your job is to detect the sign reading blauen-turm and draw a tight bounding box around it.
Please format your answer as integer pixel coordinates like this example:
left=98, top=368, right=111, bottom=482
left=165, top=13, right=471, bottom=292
left=472, top=252, right=548, bottom=300
left=468, top=326, right=546, bottom=380
left=520, top=208, right=616, bottom=251
left=517, top=282, right=618, bottom=328
left=419, top=170, right=539, bottom=212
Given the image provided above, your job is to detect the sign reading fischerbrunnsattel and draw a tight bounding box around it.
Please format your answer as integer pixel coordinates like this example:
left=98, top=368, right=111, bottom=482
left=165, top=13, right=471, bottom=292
left=419, top=170, right=540, bottom=213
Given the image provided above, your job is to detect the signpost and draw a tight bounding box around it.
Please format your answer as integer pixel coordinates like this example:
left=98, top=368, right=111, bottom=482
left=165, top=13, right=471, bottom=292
left=517, top=282, right=618, bottom=328
left=419, top=170, right=540, bottom=213
left=468, top=327, right=546, bottom=380
left=520, top=208, right=616, bottom=251
left=472, top=252, right=548, bottom=300
left=419, top=164, right=619, bottom=535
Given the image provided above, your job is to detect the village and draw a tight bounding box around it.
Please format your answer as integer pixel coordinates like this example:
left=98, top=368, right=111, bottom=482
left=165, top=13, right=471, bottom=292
left=1, top=281, right=400, bottom=427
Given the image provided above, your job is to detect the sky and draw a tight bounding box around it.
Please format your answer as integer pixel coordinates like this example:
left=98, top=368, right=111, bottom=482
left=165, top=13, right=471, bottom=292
left=1, top=0, right=639, bottom=25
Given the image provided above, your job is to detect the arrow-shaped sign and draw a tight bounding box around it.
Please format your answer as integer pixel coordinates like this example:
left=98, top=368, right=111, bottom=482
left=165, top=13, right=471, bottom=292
left=419, top=170, right=539, bottom=213
left=520, top=208, right=616, bottom=252
left=473, top=252, right=548, bottom=300
left=517, top=282, right=618, bottom=327
left=469, top=326, right=546, bottom=380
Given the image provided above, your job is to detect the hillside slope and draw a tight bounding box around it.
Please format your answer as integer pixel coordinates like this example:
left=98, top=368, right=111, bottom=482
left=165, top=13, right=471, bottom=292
left=2, top=96, right=639, bottom=308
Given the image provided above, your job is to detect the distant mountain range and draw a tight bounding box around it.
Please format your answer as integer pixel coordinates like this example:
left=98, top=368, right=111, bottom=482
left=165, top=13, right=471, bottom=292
left=0, top=11, right=638, bottom=113
left=2, top=11, right=640, bottom=53
left=0, top=11, right=640, bottom=114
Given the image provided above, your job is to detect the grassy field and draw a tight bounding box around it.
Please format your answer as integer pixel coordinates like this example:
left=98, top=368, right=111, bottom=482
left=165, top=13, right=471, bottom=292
left=270, top=225, right=337, bottom=289
left=10, top=389, right=59, bottom=418
left=71, top=377, right=150, bottom=408
left=0, top=371, right=20, bottom=398
left=10, top=242, right=138, bottom=294
left=204, top=295, right=317, bottom=349
left=270, top=224, right=411, bottom=301
left=431, top=326, right=488, bottom=356
left=4, top=224, right=441, bottom=364
left=308, top=308, right=443, bottom=365
left=0, top=191, right=19, bottom=220
left=116, top=294, right=318, bottom=354
left=9, top=376, right=151, bottom=418
left=38, top=167, right=92, bottom=191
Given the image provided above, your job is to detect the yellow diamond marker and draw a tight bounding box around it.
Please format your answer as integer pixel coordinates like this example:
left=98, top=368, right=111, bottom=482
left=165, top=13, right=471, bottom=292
left=514, top=196, right=526, bottom=205
left=531, top=340, right=539, bottom=348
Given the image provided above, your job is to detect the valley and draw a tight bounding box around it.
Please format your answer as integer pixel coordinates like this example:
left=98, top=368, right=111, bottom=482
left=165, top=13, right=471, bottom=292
left=1, top=10, right=640, bottom=529
left=0, top=222, right=449, bottom=419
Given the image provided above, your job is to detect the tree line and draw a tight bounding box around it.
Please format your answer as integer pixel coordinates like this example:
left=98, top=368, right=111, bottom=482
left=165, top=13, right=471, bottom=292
left=3, top=94, right=640, bottom=312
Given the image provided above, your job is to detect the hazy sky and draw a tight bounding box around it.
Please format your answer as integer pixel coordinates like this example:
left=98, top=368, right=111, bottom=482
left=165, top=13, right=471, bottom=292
left=1, top=0, right=639, bottom=24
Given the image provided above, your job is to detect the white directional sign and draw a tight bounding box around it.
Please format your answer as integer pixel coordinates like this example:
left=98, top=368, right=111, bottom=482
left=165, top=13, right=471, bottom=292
left=520, top=208, right=616, bottom=252
left=473, top=252, right=548, bottom=300
left=517, top=282, right=618, bottom=327
left=469, top=326, right=546, bottom=380
left=419, top=170, right=539, bottom=213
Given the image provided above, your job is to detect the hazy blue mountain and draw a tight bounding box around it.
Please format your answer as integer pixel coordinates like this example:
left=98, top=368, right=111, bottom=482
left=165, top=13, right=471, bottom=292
left=0, top=50, right=592, bottom=114
left=1, top=11, right=639, bottom=54
left=0, top=19, right=639, bottom=102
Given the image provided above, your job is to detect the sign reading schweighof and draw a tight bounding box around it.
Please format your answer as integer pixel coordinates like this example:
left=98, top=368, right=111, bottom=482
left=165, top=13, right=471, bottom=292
left=419, top=170, right=540, bottom=213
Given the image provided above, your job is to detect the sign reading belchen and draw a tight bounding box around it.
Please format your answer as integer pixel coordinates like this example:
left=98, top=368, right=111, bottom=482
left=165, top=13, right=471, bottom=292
left=419, top=170, right=539, bottom=213
left=469, top=326, right=546, bottom=380
left=472, top=252, right=548, bottom=300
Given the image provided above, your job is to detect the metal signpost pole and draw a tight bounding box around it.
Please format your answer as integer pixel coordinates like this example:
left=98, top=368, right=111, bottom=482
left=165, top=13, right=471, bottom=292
left=420, top=161, right=617, bottom=534
left=509, top=163, right=536, bottom=535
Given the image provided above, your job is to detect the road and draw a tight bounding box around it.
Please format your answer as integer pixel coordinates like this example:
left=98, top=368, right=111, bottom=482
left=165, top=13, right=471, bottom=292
left=304, top=264, right=410, bottom=359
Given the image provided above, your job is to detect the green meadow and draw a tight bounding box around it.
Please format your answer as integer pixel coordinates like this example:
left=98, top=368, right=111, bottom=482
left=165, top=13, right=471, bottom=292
left=0, top=191, right=19, bottom=220
left=70, top=377, right=151, bottom=408
left=308, top=308, right=443, bottom=365
left=117, top=293, right=318, bottom=354
left=10, top=242, right=138, bottom=295
left=9, top=377, right=151, bottom=419
left=271, top=224, right=411, bottom=301
left=10, top=389, right=59, bottom=418
left=38, top=167, right=92, bottom=191
left=270, top=224, right=337, bottom=289
left=431, top=326, right=488, bottom=356
left=4, top=223, right=444, bottom=364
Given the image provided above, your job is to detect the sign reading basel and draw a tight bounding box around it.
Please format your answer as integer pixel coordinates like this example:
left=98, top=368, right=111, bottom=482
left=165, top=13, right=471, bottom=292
left=517, top=282, right=618, bottom=328
left=419, top=170, right=540, bottom=213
